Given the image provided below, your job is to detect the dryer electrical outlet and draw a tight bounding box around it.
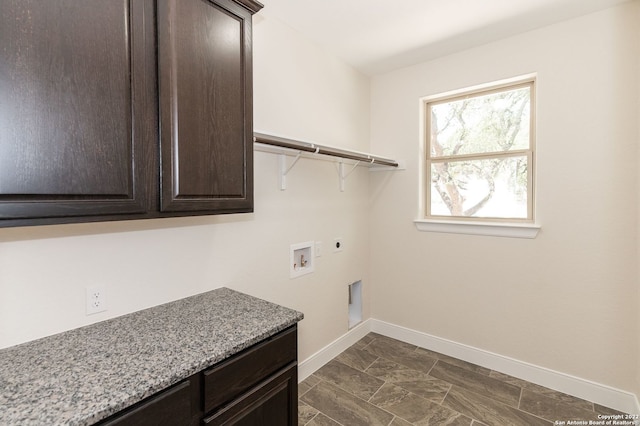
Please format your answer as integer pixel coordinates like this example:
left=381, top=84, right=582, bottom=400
left=333, top=238, right=343, bottom=252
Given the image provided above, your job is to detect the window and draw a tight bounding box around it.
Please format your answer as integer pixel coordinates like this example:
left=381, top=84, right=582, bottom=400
left=425, top=79, right=535, bottom=223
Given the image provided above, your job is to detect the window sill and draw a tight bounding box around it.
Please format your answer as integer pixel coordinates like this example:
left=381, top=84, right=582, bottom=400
left=414, top=219, right=540, bottom=239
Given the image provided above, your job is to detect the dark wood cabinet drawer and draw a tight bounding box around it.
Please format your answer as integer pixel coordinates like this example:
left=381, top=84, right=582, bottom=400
left=99, top=379, right=192, bottom=426
left=203, top=326, right=297, bottom=413
left=202, top=364, right=297, bottom=426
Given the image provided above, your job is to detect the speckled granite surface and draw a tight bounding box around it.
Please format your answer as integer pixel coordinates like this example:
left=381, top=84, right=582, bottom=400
left=0, top=287, right=303, bottom=425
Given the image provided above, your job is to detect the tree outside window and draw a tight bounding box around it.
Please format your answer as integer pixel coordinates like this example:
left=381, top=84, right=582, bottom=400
left=426, top=80, right=534, bottom=221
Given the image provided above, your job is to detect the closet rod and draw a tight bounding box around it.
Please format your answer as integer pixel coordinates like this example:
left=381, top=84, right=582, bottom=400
left=253, top=132, right=398, bottom=168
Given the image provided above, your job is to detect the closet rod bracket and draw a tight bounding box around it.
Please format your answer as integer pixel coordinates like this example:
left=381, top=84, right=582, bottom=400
left=338, top=161, right=360, bottom=192
left=279, top=152, right=303, bottom=190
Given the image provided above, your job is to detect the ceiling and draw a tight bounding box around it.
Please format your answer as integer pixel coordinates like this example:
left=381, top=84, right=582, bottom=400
left=259, top=0, right=632, bottom=76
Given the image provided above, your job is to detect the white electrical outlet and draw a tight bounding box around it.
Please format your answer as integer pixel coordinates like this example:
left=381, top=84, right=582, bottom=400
left=86, top=286, right=107, bottom=315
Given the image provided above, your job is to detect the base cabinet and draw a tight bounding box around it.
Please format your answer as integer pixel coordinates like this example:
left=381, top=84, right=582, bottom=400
left=97, top=326, right=297, bottom=426
left=203, top=365, right=296, bottom=426
left=99, top=380, right=194, bottom=426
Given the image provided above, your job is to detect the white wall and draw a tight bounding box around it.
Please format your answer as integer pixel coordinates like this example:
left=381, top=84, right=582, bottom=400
left=369, top=2, right=639, bottom=395
left=0, top=12, right=372, bottom=365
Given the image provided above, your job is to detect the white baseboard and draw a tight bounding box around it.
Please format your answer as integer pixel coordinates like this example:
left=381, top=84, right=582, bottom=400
left=370, top=319, right=640, bottom=415
left=298, top=318, right=640, bottom=415
left=298, top=320, right=372, bottom=381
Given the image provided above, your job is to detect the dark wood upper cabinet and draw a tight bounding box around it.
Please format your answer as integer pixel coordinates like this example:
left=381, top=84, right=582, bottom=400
left=0, top=0, right=261, bottom=227
left=0, top=0, right=157, bottom=224
left=158, top=0, right=254, bottom=213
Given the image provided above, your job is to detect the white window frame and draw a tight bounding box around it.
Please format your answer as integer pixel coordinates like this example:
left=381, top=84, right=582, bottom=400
left=415, top=75, right=540, bottom=238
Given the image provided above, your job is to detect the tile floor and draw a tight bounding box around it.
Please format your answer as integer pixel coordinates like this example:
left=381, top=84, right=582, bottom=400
left=298, top=333, right=628, bottom=426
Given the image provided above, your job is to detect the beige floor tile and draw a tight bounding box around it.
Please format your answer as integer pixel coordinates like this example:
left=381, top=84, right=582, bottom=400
left=390, top=416, right=414, bottom=426
left=314, top=359, right=384, bottom=400
left=299, top=400, right=319, bottom=425
left=301, top=380, right=394, bottom=426
left=519, top=389, right=602, bottom=422
left=416, top=347, right=492, bottom=376
left=594, top=403, right=627, bottom=416
left=366, top=358, right=451, bottom=403
left=352, top=333, right=376, bottom=350
left=299, top=374, right=322, bottom=397
left=370, top=383, right=472, bottom=425
left=364, top=336, right=437, bottom=373
left=334, top=345, right=379, bottom=372
left=442, top=386, right=551, bottom=426
left=489, top=370, right=594, bottom=411
left=430, top=361, right=521, bottom=407
left=306, top=412, right=343, bottom=426
left=368, top=334, right=419, bottom=352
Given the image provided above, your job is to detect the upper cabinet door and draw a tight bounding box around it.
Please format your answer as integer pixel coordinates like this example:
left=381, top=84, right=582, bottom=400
left=0, top=0, right=157, bottom=224
left=158, top=0, right=254, bottom=213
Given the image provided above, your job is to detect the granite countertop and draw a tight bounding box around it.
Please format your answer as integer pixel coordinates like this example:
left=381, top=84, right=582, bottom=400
left=0, top=287, right=304, bottom=425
